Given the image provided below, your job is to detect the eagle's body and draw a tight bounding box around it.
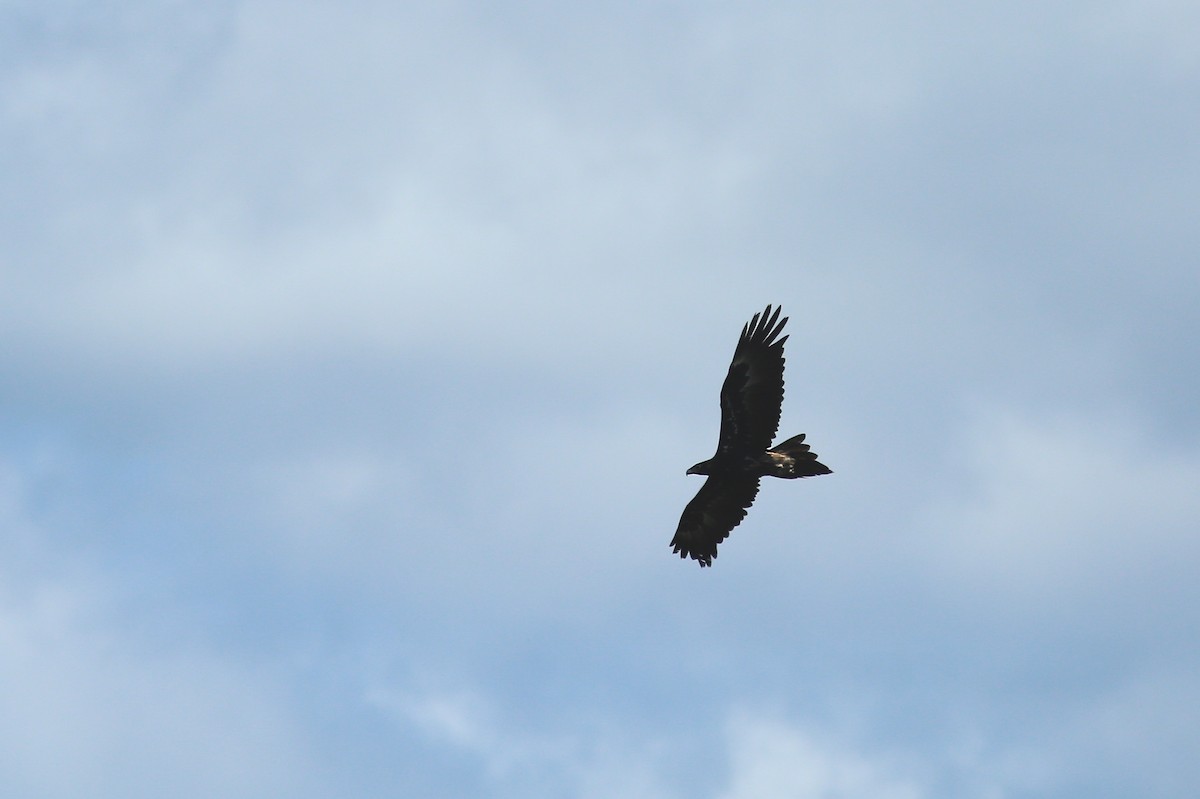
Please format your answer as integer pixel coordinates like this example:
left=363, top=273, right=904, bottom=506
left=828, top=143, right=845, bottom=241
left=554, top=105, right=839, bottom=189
left=671, top=305, right=831, bottom=567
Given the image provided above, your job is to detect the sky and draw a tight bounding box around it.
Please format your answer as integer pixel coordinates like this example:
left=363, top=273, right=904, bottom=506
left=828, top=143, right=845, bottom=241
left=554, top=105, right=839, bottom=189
left=2, top=1, right=1199, bottom=796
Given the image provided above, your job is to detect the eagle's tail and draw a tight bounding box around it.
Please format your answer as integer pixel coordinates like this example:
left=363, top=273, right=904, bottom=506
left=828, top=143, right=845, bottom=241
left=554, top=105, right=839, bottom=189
left=767, top=433, right=832, bottom=478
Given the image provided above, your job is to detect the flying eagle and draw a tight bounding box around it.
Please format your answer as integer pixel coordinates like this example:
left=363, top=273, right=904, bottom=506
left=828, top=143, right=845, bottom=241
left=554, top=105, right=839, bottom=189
left=671, top=304, right=831, bottom=567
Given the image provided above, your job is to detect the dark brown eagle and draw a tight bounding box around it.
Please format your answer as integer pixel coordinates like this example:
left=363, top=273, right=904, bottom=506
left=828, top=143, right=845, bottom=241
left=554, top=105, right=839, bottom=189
left=671, top=304, right=831, bottom=567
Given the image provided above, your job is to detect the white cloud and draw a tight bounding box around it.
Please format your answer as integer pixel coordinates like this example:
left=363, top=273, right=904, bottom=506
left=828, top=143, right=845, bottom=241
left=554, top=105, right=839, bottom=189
left=720, top=713, right=925, bottom=799
left=1086, top=0, right=1200, bottom=75
left=3, top=2, right=1200, bottom=797
left=0, top=465, right=331, bottom=798
left=370, top=682, right=679, bottom=799
left=247, top=404, right=690, bottom=621
left=918, top=407, right=1200, bottom=616
left=1066, top=666, right=1200, bottom=794
left=0, top=594, right=327, bottom=797
left=376, top=686, right=935, bottom=799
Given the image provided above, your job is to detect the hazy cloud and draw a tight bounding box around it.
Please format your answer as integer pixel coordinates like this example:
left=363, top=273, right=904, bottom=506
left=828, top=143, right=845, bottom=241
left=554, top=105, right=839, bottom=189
left=2, top=1, right=1196, bottom=796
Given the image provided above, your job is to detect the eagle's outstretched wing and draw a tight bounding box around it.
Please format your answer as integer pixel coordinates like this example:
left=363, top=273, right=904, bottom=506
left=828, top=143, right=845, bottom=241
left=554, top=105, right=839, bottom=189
left=716, top=305, right=788, bottom=456
left=670, top=475, right=761, bottom=567
left=672, top=304, right=828, bottom=567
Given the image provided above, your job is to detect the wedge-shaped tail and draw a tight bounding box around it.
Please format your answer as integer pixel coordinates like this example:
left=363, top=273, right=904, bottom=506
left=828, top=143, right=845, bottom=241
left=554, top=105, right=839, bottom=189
left=766, top=433, right=832, bottom=479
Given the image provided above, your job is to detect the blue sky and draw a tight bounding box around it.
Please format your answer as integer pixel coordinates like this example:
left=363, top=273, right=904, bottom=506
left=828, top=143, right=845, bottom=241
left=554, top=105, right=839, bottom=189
left=3, top=1, right=1199, bottom=796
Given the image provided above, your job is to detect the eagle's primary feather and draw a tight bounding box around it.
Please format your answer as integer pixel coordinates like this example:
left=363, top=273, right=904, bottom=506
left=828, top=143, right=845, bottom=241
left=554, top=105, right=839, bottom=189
left=671, top=305, right=831, bottom=567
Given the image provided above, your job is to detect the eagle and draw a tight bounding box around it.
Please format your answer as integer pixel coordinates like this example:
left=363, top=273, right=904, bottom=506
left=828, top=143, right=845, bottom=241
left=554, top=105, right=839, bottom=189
left=671, top=304, right=831, bottom=567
